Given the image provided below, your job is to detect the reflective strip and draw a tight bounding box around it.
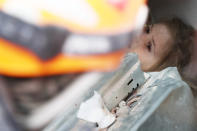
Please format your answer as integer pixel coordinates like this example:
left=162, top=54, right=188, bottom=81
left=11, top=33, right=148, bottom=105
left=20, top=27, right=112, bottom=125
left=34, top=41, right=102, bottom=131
left=62, top=32, right=134, bottom=55
left=62, top=35, right=111, bottom=55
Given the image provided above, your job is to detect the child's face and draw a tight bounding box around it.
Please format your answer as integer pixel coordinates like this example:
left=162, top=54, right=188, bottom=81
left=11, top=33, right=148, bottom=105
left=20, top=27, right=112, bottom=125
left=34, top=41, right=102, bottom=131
left=130, top=23, right=174, bottom=71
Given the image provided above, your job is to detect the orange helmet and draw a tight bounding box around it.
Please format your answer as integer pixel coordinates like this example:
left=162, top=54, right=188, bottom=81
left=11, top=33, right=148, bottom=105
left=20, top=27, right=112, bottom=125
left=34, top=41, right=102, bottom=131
left=0, top=0, right=148, bottom=77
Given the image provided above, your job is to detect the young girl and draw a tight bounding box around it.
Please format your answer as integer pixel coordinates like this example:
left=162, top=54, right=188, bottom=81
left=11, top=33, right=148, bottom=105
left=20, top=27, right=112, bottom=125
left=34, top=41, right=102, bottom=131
left=130, top=17, right=194, bottom=73
left=0, top=17, right=195, bottom=131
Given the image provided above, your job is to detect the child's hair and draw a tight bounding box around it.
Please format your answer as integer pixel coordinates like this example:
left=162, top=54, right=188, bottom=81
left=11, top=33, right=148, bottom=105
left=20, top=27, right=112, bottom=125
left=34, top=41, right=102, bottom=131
left=153, top=17, right=194, bottom=72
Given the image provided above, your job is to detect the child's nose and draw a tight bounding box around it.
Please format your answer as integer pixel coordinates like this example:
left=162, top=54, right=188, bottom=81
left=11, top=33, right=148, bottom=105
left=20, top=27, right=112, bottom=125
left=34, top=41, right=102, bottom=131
left=140, top=33, right=151, bottom=44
